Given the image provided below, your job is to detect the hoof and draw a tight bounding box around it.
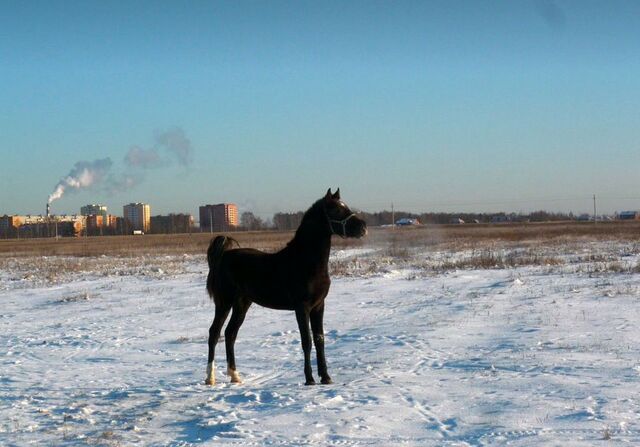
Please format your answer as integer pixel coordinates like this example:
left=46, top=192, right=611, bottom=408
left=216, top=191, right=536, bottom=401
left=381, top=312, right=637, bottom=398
left=205, top=362, right=215, bottom=385
left=305, top=379, right=316, bottom=386
left=227, top=367, right=243, bottom=384
left=320, top=377, right=333, bottom=385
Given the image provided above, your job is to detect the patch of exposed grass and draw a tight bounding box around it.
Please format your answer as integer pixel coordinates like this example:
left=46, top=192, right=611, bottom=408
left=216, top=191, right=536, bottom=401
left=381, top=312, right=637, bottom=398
left=2, top=223, right=640, bottom=284
left=2, top=221, right=640, bottom=257
left=57, top=291, right=91, bottom=303
left=0, top=255, right=192, bottom=288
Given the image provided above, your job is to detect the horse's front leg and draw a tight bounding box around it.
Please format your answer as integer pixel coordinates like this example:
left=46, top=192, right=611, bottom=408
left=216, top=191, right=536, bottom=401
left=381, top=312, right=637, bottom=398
left=310, top=304, right=332, bottom=384
left=295, top=306, right=315, bottom=385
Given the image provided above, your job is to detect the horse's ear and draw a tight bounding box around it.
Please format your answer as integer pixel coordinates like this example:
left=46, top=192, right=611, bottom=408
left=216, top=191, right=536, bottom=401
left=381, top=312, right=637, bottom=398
left=333, top=188, right=341, bottom=200
left=325, top=188, right=333, bottom=200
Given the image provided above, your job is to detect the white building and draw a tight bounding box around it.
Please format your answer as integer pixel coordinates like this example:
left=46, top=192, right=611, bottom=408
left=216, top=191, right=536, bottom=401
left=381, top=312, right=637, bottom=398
left=123, top=203, right=151, bottom=233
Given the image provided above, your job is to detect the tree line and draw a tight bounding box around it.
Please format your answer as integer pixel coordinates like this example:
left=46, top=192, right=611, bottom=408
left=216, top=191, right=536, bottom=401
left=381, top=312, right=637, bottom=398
left=238, top=209, right=580, bottom=231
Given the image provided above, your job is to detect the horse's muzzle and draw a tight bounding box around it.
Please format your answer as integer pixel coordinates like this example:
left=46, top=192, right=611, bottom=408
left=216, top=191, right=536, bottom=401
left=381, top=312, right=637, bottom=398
left=354, top=220, right=367, bottom=238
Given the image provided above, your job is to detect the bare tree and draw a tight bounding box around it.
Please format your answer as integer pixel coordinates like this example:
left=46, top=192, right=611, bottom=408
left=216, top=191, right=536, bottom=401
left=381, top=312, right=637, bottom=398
left=241, top=211, right=265, bottom=231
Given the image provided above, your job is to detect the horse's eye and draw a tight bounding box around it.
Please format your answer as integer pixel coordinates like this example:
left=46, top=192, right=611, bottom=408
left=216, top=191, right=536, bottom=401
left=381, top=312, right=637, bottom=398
left=328, top=201, right=351, bottom=219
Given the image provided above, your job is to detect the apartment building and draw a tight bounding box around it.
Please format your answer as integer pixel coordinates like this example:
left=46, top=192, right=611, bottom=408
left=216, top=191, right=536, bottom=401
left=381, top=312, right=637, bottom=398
left=199, top=203, right=238, bottom=232
left=150, top=213, right=194, bottom=234
left=80, top=204, right=108, bottom=220
left=123, top=203, right=151, bottom=233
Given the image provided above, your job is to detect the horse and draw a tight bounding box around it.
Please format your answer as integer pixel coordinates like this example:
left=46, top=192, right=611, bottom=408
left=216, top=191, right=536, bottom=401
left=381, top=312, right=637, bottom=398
left=205, top=188, right=367, bottom=385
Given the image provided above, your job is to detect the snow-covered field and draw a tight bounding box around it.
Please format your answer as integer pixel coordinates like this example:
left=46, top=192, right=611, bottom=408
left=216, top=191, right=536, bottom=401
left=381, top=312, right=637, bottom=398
left=2, top=241, right=640, bottom=446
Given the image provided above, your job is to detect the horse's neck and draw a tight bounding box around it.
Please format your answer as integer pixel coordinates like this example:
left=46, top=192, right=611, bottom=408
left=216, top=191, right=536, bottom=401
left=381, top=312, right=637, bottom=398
left=286, top=218, right=332, bottom=270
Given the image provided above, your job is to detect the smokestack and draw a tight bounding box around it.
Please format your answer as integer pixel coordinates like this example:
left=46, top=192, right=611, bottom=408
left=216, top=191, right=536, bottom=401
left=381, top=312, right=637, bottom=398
left=48, top=158, right=113, bottom=204
left=46, top=203, right=51, bottom=218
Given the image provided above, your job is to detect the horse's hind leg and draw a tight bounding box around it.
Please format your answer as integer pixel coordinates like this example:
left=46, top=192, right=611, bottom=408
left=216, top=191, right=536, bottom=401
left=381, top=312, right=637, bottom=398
left=224, top=301, right=251, bottom=383
left=206, top=305, right=231, bottom=385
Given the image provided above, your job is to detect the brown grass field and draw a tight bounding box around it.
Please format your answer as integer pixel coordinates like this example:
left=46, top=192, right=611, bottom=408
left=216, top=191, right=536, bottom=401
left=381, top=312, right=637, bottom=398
left=1, top=220, right=639, bottom=257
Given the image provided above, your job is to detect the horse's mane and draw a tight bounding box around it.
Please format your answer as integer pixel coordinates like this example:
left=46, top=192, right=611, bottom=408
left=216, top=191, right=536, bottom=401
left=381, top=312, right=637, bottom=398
left=286, top=199, right=326, bottom=247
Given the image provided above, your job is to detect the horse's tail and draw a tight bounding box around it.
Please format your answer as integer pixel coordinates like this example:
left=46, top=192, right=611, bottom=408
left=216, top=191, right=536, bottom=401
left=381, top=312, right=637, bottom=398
left=206, top=236, right=237, bottom=301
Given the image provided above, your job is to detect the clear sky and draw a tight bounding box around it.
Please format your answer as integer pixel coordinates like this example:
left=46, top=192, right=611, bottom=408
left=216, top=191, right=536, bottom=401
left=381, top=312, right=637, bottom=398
left=1, top=0, right=639, bottom=219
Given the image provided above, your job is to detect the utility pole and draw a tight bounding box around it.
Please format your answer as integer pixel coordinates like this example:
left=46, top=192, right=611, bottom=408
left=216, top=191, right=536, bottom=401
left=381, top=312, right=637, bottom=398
left=593, top=194, right=597, bottom=225
left=391, top=202, right=395, bottom=229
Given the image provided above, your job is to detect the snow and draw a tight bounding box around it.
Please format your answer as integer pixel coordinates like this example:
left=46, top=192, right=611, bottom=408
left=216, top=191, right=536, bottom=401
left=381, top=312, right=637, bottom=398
left=1, top=243, right=640, bottom=445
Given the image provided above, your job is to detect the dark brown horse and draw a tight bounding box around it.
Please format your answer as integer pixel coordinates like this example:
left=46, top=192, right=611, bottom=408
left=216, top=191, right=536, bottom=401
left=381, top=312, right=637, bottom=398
left=205, top=188, right=367, bottom=385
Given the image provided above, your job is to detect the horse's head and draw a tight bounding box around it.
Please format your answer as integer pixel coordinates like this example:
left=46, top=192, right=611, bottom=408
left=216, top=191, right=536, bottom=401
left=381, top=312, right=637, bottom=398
left=323, top=188, right=367, bottom=238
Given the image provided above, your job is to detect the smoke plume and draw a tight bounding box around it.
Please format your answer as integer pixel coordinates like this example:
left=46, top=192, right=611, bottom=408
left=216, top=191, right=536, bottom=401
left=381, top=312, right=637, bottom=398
left=122, top=127, right=193, bottom=171
left=48, top=158, right=113, bottom=203
left=534, top=0, right=566, bottom=32
left=48, top=128, right=192, bottom=203
left=107, top=172, right=140, bottom=194
left=155, top=127, right=192, bottom=166
left=124, top=146, right=162, bottom=169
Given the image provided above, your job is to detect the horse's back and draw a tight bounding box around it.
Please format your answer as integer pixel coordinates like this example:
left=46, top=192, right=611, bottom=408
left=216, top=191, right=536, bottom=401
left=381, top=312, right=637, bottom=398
left=218, top=247, right=332, bottom=310
left=217, top=248, right=297, bottom=309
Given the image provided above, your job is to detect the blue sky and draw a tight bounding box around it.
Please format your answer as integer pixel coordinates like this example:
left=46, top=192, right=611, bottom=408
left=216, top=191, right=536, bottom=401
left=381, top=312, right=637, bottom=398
left=1, top=0, right=639, bottom=218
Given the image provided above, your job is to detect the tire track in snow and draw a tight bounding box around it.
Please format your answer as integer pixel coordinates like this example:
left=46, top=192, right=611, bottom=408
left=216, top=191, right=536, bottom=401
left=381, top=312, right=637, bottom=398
left=467, top=427, right=640, bottom=445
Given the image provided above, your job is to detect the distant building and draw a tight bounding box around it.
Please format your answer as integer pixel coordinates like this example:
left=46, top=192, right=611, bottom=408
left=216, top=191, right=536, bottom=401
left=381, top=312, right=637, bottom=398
left=10, top=214, right=84, bottom=238
left=115, top=216, right=127, bottom=235
left=80, top=204, right=108, bottom=220
left=123, top=203, right=151, bottom=233
left=22, top=215, right=47, bottom=225
left=86, top=215, right=105, bottom=235
left=53, top=215, right=86, bottom=235
left=105, top=215, right=118, bottom=232
left=0, top=214, right=86, bottom=238
left=491, top=215, right=511, bottom=223
left=150, top=213, right=194, bottom=234
left=86, top=214, right=103, bottom=228
left=618, top=211, right=640, bottom=220
left=85, top=212, right=118, bottom=235
left=199, top=203, right=238, bottom=232
left=0, top=215, right=23, bottom=238
left=21, top=221, right=82, bottom=237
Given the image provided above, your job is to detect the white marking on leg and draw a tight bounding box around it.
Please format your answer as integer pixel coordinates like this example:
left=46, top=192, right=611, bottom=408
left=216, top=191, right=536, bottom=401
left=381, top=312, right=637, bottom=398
left=205, top=361, right=215, bottom=385
left=227, top=367, right=242, bottom=384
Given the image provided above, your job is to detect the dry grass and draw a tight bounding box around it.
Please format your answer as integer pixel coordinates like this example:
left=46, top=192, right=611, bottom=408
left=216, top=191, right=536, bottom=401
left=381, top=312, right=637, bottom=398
left=2, top=221, right=639, bottom=257
left=0, top=232, right=292, bottom=257
left=328, top=221, right=640, bottom=277
left=0, top=254, right=193, bottom=289
left=436, top=249, right=564, bottom=271
left=369, top=221, right=640, bottom=250
left=2, top=221, right=640, bottom=284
